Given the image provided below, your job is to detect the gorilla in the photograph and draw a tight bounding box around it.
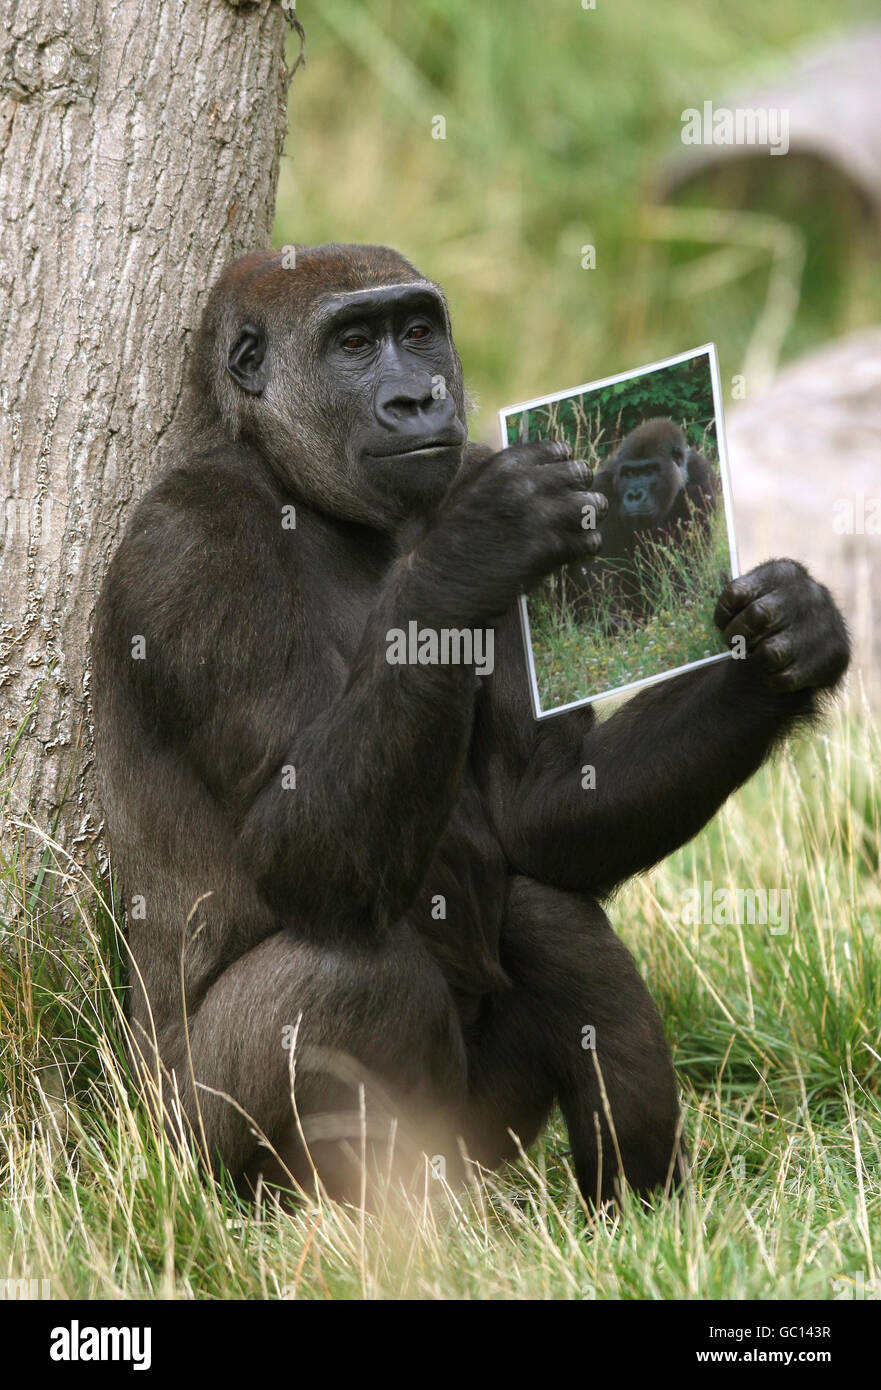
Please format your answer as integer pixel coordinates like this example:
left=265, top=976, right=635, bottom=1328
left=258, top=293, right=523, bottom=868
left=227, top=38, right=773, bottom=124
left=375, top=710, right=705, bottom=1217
left=596, top=416, right=716, bottom=542
left=566, top=416, right=718, bottom=626
left=91, top=245, right=849, bottom=1209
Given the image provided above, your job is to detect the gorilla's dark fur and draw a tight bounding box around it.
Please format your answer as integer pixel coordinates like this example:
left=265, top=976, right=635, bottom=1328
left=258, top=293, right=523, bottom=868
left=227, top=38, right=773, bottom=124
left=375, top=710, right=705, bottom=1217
left=91, top=245, right=849, bottom=1208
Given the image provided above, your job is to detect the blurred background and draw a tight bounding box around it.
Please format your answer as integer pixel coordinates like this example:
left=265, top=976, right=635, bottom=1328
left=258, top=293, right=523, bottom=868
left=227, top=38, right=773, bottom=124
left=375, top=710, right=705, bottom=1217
left=275, top=0, right=881, bottom=693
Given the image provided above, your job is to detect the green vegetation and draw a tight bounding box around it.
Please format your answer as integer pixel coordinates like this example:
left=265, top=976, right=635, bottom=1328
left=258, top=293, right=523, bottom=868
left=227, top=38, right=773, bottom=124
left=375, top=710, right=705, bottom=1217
left=1, top=700, right=879, bottom=1298
left=530, top=501, right=731, bottom=709
left=3, top=0, right=879, bottom=1302
left=505, top=352, right=717, bottom=455
left=276, top=0, right=881, bottom=443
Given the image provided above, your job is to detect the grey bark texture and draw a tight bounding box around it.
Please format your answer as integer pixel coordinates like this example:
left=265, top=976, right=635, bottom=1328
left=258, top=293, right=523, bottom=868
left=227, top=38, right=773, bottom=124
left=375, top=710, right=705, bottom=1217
left=0, top=0, right=290, bottom=857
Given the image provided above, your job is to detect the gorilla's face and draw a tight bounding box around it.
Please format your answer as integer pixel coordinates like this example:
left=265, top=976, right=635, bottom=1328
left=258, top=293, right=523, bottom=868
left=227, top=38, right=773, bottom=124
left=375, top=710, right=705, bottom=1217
left=615, top=457, right=682, bottom=527
left=604, top=421, right=687, bottom=532
left=314, top=282, right=468, bottom=523
left=222, top=253, right=468, bottom=531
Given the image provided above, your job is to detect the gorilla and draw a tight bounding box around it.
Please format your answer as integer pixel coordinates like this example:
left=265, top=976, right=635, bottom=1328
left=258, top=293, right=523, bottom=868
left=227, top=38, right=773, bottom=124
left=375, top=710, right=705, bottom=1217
left=595, top=417, right=716, bottom=542
left=565, top=417, right=718, bottom=627
left=91, top=245, right=849, bottom=1209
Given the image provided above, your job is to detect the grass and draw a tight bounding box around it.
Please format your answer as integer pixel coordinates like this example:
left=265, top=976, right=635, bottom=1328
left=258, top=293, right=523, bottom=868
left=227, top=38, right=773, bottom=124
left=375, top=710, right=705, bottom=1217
left=529, top=497, right=732, bottom=710
left=1, top=690, right=879, bottom=1299
left=3, top=0, right=880, bottom=1305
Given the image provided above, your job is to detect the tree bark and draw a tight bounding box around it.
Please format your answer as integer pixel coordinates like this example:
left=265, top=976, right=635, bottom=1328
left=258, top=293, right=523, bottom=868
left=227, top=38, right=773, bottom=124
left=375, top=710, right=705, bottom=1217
left=0, top=0, right=289, bottom=855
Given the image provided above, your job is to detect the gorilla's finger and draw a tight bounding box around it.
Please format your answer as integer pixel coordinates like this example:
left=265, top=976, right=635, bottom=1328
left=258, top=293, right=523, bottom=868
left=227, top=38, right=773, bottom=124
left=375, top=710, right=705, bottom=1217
left=721, top=594, right=788, bottom=647
left=750, top=633, right=794, bottom=672
left=766, top=665, right=802, bottom=692
left=539, top=439, right=573, bottom=462
left=714, top=571, right=773, bottom=629
left=499, top=439, right=572, bottom=471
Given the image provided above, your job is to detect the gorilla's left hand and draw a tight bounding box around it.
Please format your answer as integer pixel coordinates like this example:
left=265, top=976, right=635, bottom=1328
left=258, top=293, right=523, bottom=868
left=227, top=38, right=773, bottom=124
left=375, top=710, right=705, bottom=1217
left=714, top=559, right=850, bottom=694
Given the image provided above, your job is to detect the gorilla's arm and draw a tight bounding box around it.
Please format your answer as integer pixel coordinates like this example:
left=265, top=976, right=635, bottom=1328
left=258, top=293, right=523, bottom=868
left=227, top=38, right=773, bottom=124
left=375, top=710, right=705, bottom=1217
left=679, top=447, right=717, bottom=521
left=477, top=560, right=849, bottom=898
left=108, top=440, right=597, bottom=938
left=112, top=463, right=481, bottom=937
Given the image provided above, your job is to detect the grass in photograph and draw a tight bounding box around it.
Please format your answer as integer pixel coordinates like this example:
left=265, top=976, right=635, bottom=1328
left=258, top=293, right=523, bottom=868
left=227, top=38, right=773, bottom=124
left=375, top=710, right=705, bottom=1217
left=529, top=500, right=732, bottom=710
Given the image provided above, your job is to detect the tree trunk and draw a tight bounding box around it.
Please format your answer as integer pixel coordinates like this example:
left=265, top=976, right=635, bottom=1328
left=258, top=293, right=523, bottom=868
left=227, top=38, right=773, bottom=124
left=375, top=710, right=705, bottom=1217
left=0, top=0, right=289, bottom=856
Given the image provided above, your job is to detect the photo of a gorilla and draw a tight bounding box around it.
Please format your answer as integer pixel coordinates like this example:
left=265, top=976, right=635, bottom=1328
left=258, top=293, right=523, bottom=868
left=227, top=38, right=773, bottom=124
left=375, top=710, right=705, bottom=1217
left=567, top=417, right=718, bottom=627
left=91, top=244, right=849, bottom=1211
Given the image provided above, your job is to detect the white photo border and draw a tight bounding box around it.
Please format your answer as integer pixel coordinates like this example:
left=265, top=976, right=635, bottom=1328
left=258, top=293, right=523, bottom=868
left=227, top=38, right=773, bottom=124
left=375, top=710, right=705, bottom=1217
left=497, top=343, right=741, bottom=720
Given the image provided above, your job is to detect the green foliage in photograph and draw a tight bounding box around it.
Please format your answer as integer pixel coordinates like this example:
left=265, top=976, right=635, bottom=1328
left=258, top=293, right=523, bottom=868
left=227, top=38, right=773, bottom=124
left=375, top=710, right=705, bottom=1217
left=506, top=354, right=717, bottom=456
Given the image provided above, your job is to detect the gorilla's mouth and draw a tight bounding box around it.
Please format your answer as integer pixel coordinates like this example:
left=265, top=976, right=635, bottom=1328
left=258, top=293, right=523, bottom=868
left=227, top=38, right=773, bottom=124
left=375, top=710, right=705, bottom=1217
left=368, top=439, right=464, bottom=460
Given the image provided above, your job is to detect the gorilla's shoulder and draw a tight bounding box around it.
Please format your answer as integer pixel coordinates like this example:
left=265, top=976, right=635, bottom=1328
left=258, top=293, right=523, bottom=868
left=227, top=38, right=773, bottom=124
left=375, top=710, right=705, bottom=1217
left=113, top=445, right=301, bottom=605
left=145, top=444, right=279, bottom=518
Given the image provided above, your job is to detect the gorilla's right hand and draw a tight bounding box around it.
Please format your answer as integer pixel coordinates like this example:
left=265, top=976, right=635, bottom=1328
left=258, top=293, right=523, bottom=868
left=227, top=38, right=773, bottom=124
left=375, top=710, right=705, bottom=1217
left=411, top=440, right=607, bottom=625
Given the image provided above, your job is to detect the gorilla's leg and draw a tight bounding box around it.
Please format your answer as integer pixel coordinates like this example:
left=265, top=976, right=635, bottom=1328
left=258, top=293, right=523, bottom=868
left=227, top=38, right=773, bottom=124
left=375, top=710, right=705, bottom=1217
left=141, top=924, right=467, bottom=1205
left=463, top=876, right=684, bottom=1205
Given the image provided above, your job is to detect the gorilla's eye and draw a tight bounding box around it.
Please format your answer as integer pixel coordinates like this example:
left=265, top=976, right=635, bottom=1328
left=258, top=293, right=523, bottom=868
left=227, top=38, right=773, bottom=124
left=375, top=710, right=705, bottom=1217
left=405, top=324, right=431, bottom=340
left=341, top=334, right=369, bottom=351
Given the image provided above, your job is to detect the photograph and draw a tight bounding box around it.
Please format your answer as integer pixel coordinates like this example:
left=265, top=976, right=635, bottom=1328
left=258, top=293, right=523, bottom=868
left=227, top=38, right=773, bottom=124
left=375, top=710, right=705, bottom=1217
left=500, top=345, right=740, bottom=715
left=0, top=0, right=879, bottom=1346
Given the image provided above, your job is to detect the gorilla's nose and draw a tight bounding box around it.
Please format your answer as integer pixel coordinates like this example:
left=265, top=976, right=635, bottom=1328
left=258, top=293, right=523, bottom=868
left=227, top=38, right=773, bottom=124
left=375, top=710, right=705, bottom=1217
left=374, top=375, right=460, bottom=442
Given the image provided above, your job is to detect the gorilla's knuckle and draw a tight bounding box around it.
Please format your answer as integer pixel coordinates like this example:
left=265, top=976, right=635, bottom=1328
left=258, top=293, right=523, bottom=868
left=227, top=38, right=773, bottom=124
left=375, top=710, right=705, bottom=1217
left=543, top=439, right=572, bottom=461
left=760, top=634, right=791, bottom=669
left=767, top=557, right=804, bottom=588
left=751, top=597, right=779, bottom=629
left=492, top=455, right=514, bottom=479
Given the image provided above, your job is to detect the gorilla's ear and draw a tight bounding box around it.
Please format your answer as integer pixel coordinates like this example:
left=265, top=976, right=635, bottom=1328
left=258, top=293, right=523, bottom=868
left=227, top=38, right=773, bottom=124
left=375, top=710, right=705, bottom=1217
left=228, top=323, right=268, bottom=395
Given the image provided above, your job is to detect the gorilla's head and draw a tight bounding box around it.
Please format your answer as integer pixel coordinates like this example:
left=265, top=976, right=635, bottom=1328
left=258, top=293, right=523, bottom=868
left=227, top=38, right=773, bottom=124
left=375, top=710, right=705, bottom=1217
left=190, top=244, right=469, bottom=529
left=598, top=417, right=690, bottom=532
